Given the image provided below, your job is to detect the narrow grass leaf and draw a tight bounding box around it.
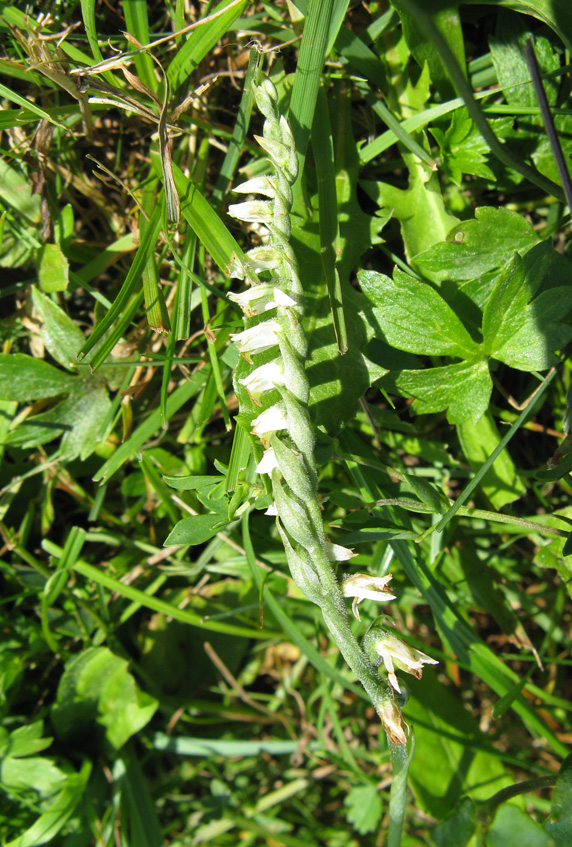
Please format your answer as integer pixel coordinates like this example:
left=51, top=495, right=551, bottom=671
left=122, top=0, right=157, bottom=93
left=312, top=87, right=347, bottom=353
left=167, top=0, right=249, bottom=91
left=78, top=202, right=163, bottom=362
left=67, top=558, right=276, bottom=639
left=289, top=0, right=334, bottom=179
left=79, top=0, right=104, bottom=63
left=388, top=731, right=415, bottom=847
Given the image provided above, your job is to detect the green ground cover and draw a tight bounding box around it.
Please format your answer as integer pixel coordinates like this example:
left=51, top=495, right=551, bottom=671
left=1, top=1, right=572, bottom=844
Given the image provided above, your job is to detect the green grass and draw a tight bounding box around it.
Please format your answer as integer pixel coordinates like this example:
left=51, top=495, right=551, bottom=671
left=1, top=1, right=572, bottom=845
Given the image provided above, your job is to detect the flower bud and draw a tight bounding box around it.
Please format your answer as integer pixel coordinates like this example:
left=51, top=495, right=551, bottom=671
left=379, top=698, right=408, bottom=747
left=255, top=136, right=292, bottom=173
left=272, top=471, right=316, bottom=551
left=271, top=434, right=315, bottom=503
left=275, top=387, right=315, bottom=466
left=277, top=521, right=322, bottom=605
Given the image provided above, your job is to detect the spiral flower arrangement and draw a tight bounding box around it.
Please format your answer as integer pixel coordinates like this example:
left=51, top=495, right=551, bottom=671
left=227, top=77, right=436, bottom=746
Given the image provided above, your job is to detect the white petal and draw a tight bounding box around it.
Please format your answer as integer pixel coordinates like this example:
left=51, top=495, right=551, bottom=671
left=233, top=176, right=276, bottom=197
left=265, top=502, right=278, bottom=516
left=326, top=542, right=357, bottom=562
left=342, top=573, right=396, bottom=601
left=251, top=404, right=288, bottom=437
left=239, top=361, right=284, bottom=395
left=256, top=448, right=279, bottom=475
left=272, top=287, right=297, bottom=307
left=227, top=200, right=273, bottom=223
left=230, top=320, right=280, bottom=354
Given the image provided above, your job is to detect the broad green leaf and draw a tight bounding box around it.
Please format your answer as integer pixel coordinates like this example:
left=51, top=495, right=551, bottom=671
left=365, top=150, right=458, bottom=261
left=488, top=803, right=557, bottom=847
left=52, top=647, right=158, bottom=751
left=164, top=514, right=229, bottom=546
left=58, top=380, right=112, bottom=460
left=413, top=207, right=538, bottom=282
left=31, top=287, right=86, bottom=371
left=6, top=380, right=110, bottom=459
left=457, top=411, right=526, bottom=508
left=0, top=157, right=42, bottom=225
left=489, top=14, right=572, bottom=187
left=390, top=0, right=466, bottom=101
left=359, top=268, right=480, bottom=357
left=490, top=14, right=559, bottom=110
left=0, top=756, right=66, bottom=796
left=344, top=784, right=383, bottom=835
left=37, top=244, right=69, bottom=293
left=383, top=359, right=492, bottom=425
left=292, top=217, right=387, bottom=431
left=483, top=246, right=572, bottom=370
left=431, top=797, right=476, bottom=847
left=0, top=354, right=77, bottom=401
left=545, top=754, right=572, bottom=846
left=406, top=673, right=511, bottom=819
left=3, top=759, right=91, bottom=847
left=2, top=722, right=52, bottom=758
left=465, top=0, right=572, bottom=51
left=430, top=109, right=495, bottom=185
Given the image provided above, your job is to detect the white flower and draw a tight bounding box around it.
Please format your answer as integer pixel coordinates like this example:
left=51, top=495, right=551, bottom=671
left=265, top=502, right=278, bottom=516
left=239, top=361, right=284, bottom=402
left=230, top=320, right=280, bottom=355
left=370, top=631, right=438, bottom=693
left=233, top=176, right=277, bottom=198
left=229, top=285, right=296, bottom=316
left=256, top=448, right=279, bottom=475
left=227, top=199, right=273, bottom=224
left=251, top=404, right=288, bottom=437
left=342, top=573, right=396, bottom=621
left=326, top=542, right=357, bottom=562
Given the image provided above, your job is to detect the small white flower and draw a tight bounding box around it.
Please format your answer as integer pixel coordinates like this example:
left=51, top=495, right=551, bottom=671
left=342, top=573, right=396, bottom=621
left=256, top=448, right=279, bottom=475
left=239, top=361, right=284, bottom=401
left=371, top=632, right=438, bottom=693
left=233, top=176, right=277, bottom=198
left=227, top=199, right=273, bottom=224
left=230, top=320, right=280, bottom=355
left=326, top=542, right=357, bottom=562
left=265, top=502, right=278, bottom=516
left=229, top=286, right=296, bottom=316
left=251, top=404, right=288, bottom=437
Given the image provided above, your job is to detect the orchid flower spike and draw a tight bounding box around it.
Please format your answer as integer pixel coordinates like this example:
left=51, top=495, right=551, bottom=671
left=342, top=573, right=396, bottom=621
